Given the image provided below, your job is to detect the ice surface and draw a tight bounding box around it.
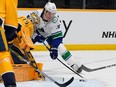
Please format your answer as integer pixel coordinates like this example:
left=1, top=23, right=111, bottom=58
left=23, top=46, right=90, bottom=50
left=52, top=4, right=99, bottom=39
left=0, top=51, right=116, bottom=87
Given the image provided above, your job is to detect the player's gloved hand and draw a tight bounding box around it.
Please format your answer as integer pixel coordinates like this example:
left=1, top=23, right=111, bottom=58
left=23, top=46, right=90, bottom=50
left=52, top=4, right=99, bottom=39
left=50, top=47, right=58, bottom=60
left=32, top=34, right=45, bottom=43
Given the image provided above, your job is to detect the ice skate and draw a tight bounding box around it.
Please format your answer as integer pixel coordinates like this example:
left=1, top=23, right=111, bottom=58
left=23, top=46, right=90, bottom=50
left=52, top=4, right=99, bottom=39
left=71, top=63, right=82, bottom=73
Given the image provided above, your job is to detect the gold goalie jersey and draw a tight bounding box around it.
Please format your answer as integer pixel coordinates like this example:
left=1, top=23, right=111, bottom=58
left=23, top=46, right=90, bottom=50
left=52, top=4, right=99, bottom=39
left=0, top=0, right=18, bottom=51
left=13, top=16, right=35, bottom=52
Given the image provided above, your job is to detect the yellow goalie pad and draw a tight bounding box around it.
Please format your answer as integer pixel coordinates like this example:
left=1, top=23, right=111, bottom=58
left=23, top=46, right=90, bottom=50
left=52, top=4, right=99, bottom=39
left=13, top=62, right=43, bottom=82
left=0, top=62, right=43, bottom=82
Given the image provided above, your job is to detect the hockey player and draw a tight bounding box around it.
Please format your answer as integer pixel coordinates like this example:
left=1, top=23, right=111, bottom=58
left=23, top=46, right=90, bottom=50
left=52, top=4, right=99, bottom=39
left=10, top=16, right=35, bottom=64
left=0, top=0, right=18, bottom=87
left=30, top=2, right=83, bottom=73
left=9, top=16, right=44, bottom=80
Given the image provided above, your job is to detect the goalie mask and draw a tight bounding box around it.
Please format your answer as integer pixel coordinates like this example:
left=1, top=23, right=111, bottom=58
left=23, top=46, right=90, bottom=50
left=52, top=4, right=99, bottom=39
left=27, top=11, right=40, bottom=26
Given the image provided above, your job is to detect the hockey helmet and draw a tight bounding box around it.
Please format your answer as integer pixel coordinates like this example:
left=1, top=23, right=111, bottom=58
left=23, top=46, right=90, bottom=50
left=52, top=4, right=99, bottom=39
left=44, top=2, right=57, bottom=14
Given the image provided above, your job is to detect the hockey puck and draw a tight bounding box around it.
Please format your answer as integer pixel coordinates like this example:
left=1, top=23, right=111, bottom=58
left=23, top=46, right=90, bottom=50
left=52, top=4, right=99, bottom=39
left=79, top=79, right=86, bottom=82
left=62, top=77, right=64, bottom=82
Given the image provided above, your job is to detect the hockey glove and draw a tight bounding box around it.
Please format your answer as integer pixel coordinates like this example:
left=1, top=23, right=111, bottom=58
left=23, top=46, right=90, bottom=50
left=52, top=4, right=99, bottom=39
left=18, top=27, right=35, bottom=52
left=50, top=47, right=58, bottom=60
left=32, top=34, right=45, bottom=43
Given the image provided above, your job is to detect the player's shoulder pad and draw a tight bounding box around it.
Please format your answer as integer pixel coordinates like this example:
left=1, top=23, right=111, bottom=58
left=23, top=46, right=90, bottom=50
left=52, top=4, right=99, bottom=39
left=52, top=15, right=59, bottom=23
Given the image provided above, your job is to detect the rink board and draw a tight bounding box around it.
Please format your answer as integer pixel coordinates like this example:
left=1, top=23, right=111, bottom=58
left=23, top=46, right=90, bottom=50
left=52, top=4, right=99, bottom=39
left=18, top=8, right=116, bottom=50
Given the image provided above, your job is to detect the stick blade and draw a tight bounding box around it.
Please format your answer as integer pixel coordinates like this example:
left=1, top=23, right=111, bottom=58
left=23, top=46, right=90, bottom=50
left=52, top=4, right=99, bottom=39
left=57, top=77, right=74, bottom=87
left=64, top=77, right=74, bottom=86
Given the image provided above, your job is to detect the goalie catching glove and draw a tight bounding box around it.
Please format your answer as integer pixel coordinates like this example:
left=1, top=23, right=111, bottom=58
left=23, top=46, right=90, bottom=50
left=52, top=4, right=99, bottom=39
left=13, top=16, right=35, bottom=52
left=18, top=26, right=35, bottom=52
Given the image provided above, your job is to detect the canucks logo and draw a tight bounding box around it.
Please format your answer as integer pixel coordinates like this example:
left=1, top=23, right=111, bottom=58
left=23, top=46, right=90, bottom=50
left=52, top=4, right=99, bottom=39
left=52, top=17, right=58, bottom=23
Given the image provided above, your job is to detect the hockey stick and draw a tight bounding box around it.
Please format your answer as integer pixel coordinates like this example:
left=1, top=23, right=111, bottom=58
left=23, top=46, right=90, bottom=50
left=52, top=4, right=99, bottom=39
left=81, top=64, right=116, bottom=72
left=10, top=48, right=74, bottom=87
left=42, top=41, right=116, bottom=73
left=58, top=56, right=116, bottom=73
left=41, top=41, right=86, bottom=79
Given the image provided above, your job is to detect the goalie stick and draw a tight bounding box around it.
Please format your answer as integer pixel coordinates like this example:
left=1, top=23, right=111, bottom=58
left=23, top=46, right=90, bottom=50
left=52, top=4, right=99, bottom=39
left=10, top=48, right=74, bottom=87
left=41, top=41, right=86, bottom=80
